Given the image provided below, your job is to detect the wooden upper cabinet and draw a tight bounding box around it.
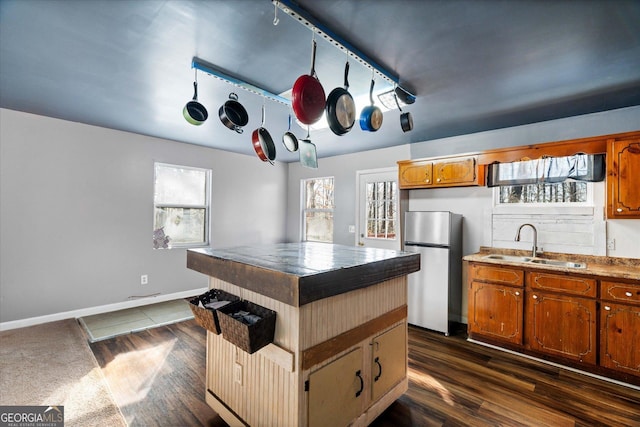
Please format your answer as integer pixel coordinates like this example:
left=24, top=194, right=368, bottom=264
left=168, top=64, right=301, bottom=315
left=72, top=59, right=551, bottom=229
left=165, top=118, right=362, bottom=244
left=398, top=160, right=433, bottom=188
left=398, top=155, right=483, bottom=189
left=433, top=156, right=478, bottom=186
left=607, top=137, right=640, bottom=219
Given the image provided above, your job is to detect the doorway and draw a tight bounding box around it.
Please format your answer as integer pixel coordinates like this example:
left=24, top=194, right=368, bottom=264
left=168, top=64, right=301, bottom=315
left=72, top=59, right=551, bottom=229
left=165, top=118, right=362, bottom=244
left=356, top=168, right=400, bottom=250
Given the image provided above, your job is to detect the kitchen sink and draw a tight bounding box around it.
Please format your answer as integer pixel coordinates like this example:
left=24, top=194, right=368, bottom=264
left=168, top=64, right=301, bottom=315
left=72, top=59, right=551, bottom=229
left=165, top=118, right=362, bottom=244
left=482, top=254, right=587, bottom=269
left=482, top=254, right=533, bottom=262
left=528, top=258, right=587, bottom=268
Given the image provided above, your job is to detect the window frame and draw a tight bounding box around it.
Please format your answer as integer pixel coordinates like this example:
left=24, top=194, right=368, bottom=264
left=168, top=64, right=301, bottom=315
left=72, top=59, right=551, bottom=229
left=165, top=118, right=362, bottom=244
left=492, top=180, right=595, bottom=215
left=301, top=176, right=335, bottom=243
left=153, top=162, right=212, bottom=249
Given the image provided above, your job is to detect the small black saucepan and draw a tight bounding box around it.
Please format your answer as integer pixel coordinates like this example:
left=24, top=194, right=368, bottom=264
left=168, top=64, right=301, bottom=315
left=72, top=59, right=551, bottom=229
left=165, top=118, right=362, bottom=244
left=359, top=79, right=383, bottom=132
left=183, top=81, right=208, bottom=126
left=326, top=61, right=356, bottom=136
left=219, top=93, right=249, bottom=133
left=282, top=114, right=299, bottom=152
left=394, top=90, right=413, bottom=133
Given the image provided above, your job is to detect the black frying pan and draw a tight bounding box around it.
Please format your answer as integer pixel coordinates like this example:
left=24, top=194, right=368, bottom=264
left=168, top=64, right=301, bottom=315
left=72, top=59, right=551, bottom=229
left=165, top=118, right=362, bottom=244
left=326, top=61, right=356, bottom=136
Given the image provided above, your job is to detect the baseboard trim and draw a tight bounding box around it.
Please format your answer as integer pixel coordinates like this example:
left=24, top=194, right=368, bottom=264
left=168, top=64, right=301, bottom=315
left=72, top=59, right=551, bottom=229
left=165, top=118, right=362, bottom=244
left=467, top=338, right=640, bottom=391
left=0, top=288, right=207, bottom=331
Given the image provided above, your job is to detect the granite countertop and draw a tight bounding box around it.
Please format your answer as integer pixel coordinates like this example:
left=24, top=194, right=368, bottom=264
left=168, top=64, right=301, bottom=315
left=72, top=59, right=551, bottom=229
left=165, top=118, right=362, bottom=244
left=463, top=247, right=640, bottom=281
left=187, top=242, right=420, bottom=306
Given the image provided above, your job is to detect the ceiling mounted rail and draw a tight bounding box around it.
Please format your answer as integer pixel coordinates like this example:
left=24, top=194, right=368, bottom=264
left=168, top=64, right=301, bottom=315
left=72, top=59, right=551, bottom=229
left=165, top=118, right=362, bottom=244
left=272, top=0, right=416, bottom=102
left=191, top=57, right=291, bottom=106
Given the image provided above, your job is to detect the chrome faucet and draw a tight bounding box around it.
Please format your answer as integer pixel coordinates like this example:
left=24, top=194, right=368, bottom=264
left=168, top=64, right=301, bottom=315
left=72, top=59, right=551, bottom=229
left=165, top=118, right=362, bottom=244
left=515, top=223, right=538, bottom=257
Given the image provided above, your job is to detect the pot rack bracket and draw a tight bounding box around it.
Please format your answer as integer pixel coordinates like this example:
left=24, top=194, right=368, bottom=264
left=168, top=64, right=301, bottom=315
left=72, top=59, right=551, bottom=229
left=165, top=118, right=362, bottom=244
left=272, top=0, right=416, bottom=104
left=191, top=57, right=292, bottom=106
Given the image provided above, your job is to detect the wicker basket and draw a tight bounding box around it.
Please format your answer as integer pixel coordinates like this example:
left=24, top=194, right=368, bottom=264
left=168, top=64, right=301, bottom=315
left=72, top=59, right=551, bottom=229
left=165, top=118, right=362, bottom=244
left=218, top=300, right=276, bottom=354
left=188, top=289, right=240, bottom=334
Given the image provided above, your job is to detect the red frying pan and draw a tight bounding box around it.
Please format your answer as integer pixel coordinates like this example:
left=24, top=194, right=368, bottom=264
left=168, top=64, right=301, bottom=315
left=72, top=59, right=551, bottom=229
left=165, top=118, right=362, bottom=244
left=292, top=40, right=326, bottom=125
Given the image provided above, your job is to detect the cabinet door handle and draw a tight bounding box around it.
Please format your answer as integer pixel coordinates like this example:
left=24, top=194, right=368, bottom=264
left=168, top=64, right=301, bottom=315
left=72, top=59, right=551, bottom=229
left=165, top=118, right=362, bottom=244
left=625, top=292, right=633, bottom=297
left=436, top=178, right=441, bottom=182
left=617, top=208, right=623, bottom=212
left=355, top=370, right=364, bottom=397
left=374, top=357, right=382, bottom=382
left=532, top=295, right=538, bottom=300
left=604, top=305, right=611, bottom=311
left=515, top=291, right=520, bottom=296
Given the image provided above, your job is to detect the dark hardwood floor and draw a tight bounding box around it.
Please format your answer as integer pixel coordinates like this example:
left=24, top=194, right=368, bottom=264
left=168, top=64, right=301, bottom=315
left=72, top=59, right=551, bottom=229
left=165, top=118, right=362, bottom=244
left=90, top=320, right=640, bottom=427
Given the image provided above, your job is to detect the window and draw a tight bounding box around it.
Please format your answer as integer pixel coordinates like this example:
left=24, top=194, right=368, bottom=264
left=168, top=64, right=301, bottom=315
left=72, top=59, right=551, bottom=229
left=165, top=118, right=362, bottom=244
left=153, top=163, right=211, bottom=249
left=366, top=180, right=397, bottom=239
left=497, top=181, right=589, bottom=204
left=302, top=177, right=334, bottom=242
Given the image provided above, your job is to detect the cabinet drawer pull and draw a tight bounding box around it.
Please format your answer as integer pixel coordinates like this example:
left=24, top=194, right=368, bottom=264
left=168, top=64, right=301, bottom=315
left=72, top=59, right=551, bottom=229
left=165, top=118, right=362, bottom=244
left=374, top=357, right=382, bottom=382
left=426, top=179, right=430, bottom=183
left=532, top=295, right=538, bottom=300
left=436, top=178, right=441, bottom=182
left=617, top=208, right=623, bottom=212
left=515, top=291, right=520, bottom=296
left=355, top=370, right=364, bottom=397
left=625, top=291, right=633, bottom=297
left=604, top=305, right=611, bottom=311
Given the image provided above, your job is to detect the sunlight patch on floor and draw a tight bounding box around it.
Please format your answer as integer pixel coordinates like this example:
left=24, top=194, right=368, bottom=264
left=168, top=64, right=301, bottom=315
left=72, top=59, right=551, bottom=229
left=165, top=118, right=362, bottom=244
left=408, top=366, right=455, bottom=405
left=102, top=338, right=177, bottom=408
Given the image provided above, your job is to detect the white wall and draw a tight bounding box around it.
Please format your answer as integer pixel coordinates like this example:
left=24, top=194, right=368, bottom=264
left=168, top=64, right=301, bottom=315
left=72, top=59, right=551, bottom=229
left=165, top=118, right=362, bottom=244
left=0, top=109, right=288, bottom=324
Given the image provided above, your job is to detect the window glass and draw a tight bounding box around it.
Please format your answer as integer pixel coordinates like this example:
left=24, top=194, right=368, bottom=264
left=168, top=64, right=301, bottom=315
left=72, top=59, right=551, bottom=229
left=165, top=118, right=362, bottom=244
left=366, top=181, right=397, bottom=239
left=153, top=163, right=211, bottom=248
left=498, top=182, right=588, bottom=204
left=303, top=177, right=334, bottom=242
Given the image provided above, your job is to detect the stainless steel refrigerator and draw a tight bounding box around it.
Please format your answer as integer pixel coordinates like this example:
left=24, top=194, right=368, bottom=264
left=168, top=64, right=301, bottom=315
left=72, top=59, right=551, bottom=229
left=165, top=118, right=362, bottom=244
left=403, top=211, right=463, bottom=335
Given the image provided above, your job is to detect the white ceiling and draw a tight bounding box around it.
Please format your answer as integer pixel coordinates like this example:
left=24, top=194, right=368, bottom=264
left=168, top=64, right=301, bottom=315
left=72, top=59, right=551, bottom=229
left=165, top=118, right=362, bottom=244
left=1, top=0, right=639, bottom=163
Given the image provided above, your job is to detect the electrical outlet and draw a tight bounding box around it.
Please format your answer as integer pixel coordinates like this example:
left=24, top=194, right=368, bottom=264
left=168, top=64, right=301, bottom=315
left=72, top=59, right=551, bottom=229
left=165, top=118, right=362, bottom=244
left=234, top=362, right=243, bottom=385
left=348, top=225, right=355, bottom=233
left=140, top=274, right=148, bottom=285
left=607, top=238, right=616, bottom=250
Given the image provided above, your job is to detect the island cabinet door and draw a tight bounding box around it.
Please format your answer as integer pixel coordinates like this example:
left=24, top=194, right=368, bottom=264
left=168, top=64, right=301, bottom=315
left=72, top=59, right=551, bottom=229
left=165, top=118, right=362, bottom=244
left=371, top=323, right=407, bottom=402
left=307, top=347, right=364, bottom=427
left=525, top=291, right=597, bottom=364
left=468, top=281, right=523, bottom=345
left=600, top=302, right=640, bottom=376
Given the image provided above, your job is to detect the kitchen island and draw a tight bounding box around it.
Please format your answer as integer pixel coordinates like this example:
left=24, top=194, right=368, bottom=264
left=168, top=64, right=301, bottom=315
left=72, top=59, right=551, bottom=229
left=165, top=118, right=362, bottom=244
left=187, top=242, right=420, bottom=427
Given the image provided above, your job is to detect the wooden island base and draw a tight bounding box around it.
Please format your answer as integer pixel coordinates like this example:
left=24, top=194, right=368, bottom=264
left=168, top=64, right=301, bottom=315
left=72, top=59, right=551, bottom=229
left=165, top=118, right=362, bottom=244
left=187, top=243, right=419, bottom=427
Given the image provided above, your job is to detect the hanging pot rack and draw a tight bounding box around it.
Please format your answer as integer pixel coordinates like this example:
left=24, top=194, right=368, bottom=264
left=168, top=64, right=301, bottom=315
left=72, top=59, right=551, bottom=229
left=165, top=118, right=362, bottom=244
left=190, top=1, right=416, bottom=111
left=191, top=57, right=292, bottom=106
left=272, top=0, right=416, bottom=104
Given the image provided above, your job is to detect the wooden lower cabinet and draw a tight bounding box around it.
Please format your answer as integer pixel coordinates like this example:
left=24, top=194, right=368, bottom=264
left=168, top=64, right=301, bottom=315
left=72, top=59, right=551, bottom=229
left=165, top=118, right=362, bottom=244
left=525, top=291, right=597, bottom=364
left=371, top=323, right=407, bottom=401
left=307, top=323, right=407, bottom=427
left=467, top=262, right=639, bottom=382
left=600, top=303, right=640, bottom=375
left=469, top=281, right=523, bottom=344
left=467, top=263, right=524, bottom=345
left=600, top=279, right=640, bottom=376
left=308, top=348, right=363, bottom=427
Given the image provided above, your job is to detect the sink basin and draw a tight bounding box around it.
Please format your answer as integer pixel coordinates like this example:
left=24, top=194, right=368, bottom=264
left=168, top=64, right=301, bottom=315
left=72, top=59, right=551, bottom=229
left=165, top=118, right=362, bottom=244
left=482, top=254, right=587, bottom=269
left=482, top=254, right=533, bottom=262
left=528, top=258, right=587, bottom=269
